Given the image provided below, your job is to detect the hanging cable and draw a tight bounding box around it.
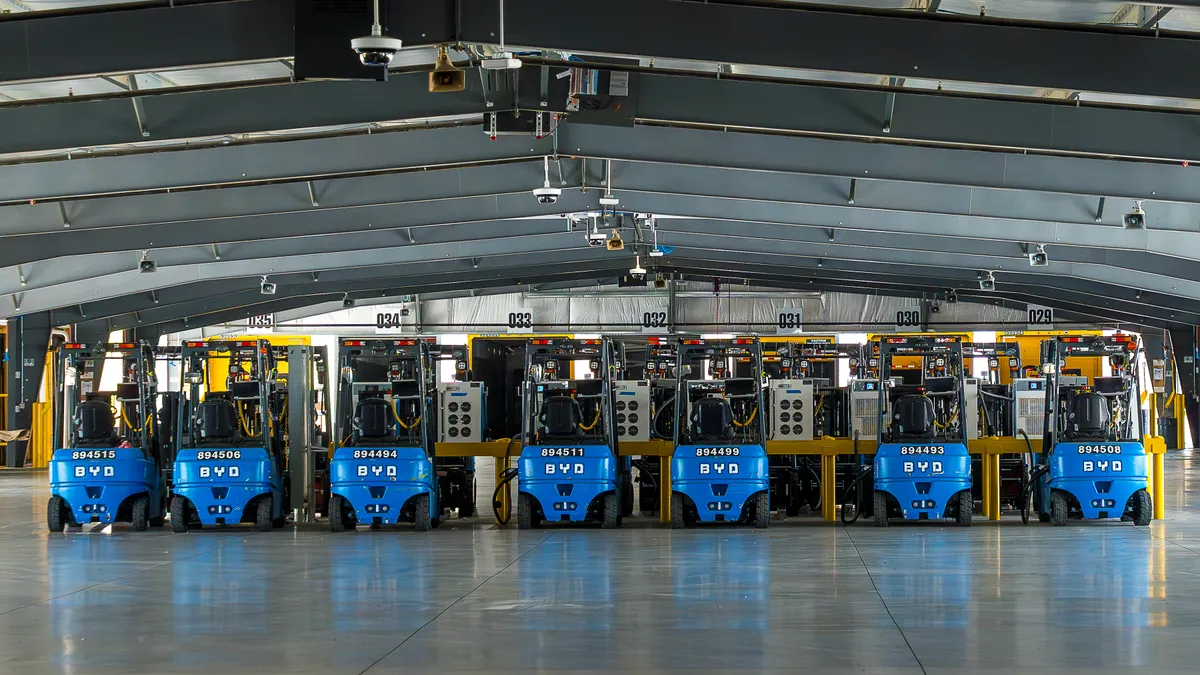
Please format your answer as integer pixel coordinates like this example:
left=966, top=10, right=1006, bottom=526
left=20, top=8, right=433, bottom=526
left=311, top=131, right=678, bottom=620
left=578, top=410, right=601, bottom=431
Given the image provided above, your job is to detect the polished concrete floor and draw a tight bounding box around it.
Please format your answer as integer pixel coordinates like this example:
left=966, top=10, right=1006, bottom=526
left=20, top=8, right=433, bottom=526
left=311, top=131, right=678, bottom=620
left=4, top=455, right=1200, bottom=675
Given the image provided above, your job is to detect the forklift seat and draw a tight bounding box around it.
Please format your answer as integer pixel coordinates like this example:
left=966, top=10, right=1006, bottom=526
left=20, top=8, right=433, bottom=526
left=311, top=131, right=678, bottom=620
left=76, top=400, right=120, bottom=448
left=195, top=399, right=241, bottom=446
left=894, top=395, right=936, bottom=440
left=692, top=397, right=735, bottom=441
left=354, top=398, right=396, bottom=446
left=540, top=395, right=583, bottom=440
left=1066, top=392, right=1111, bottom=440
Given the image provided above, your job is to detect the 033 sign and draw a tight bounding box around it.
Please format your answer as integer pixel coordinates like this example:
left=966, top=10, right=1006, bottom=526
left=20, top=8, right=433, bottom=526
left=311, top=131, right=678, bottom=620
left=1026, top=304, right=1054, bottom=330
left=506, top=309, right=535, bottom=333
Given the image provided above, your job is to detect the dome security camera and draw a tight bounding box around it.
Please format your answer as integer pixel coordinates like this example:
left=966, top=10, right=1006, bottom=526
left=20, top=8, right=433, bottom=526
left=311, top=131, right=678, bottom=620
left=533, top=156, right=560, bottom=204
left=350, top=0, right=401, bottom=67
left=533, top=186, right=562, bottom=204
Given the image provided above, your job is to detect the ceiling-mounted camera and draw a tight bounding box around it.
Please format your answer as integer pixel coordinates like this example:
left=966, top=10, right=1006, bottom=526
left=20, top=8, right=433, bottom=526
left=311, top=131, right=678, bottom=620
left=1028, top=244, right=1048, bottom=267
left=606, top=230, right=625, bottom=251
left=533, top=156, right=561, bottom=204
left=1124, top=200, right=1146, bottom=230
left=351, top=0, right=402, bottom=67
left=342, top=294, right=355, bottom=308
left=260, top=276, right=277, bottom=295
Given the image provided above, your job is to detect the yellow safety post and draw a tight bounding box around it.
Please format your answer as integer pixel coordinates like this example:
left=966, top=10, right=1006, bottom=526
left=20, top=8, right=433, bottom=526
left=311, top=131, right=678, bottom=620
left=987, top=453, right=1001, bottom=521
left=1144, top=435, right=1167, bottom=520
left=1175, top=393, right=1186, bottom=450
left=981, top=457, right=992, bottom=520
left=821, top=453, right=837, bottom=522
left=659, top=460, right=672, bottom=524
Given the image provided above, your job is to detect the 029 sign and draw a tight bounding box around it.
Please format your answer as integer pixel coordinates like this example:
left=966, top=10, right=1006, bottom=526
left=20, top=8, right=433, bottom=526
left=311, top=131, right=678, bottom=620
left=1026, top=304, right=1054, bottom=330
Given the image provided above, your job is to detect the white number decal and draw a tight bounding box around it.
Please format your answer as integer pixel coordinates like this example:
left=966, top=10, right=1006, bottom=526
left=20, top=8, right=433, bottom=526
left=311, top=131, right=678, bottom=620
left=1078, top=445, right=1122, bottom=454
left=70, top=450, right=117, bottom=460
left=353, top=449, right=399, bottom=459
left=900, top=446, right=945, bottom=455
left=541, top=448, right=585, bottom=457
left=696, top=447, right=740, bottom=457
left=196, top=450, right=242, bottom=460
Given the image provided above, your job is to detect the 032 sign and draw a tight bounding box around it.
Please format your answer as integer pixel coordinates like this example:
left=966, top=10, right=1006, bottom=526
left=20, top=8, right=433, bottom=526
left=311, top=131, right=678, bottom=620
left=1026, top=304, right=1054, bottom=330
left=640, top=306, right=669, bottom=333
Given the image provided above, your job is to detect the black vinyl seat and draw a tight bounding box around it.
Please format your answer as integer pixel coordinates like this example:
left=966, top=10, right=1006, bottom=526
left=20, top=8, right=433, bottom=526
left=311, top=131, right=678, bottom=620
left=1066, top=392, right=1111, bottom=440
left=691, top=397, right=735, bottom=442
left=195, top=398, right=241, bottom=446
left=540, top=395, right=584, bottom=441
left=76, top=400, right=120, bottom=448
left=893, top=395, right=936, bottom=441
left=353, top=398, right=397, bottom=446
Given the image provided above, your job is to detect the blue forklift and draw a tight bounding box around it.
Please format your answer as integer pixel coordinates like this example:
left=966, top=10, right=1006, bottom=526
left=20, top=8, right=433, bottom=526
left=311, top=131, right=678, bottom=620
left=328, top=338, right=444, bottom=531
left=169, top=339, right=288, bottom=532
left=516, top=338, right=622, bottom=528
left=871, top=336, right=973, bottom=527
left=1027, top=335, right=1152, bottom=526
left=48, top=341, right=166, bottom=531
left=670, top=338, right=770, bottom=528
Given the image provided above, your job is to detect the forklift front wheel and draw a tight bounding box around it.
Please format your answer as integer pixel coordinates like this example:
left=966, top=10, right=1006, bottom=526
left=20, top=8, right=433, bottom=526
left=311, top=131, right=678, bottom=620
left=1050, top=490, right=1070, bottom=526
left=670, top=493, right=688, bottom=530
left=873, top=490, right=889, bottom=528
left=329, top=494, right=349, bottom=532
left=1131, top=488, right=1152, bottom=527
left=753, top=492, right=770, bottom=529
left=254, top=495, right=274, bottom=532
left=169, top=496, right=190, bottom=534
left=601, top=492, right=619, bottom=529
left=129, top=494, right=150, bottom=532
left=47, top=495, right=69, bottom=533
left=413, top=493, right=432, bottom=532
left=517, top=493, right=535, bottom=530
left=955, top=491, right=973, bottom=527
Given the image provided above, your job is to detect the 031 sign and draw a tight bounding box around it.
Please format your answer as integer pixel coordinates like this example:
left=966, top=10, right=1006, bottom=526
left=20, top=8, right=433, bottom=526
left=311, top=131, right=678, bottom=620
left=776, top=307, right=803, bottom=335
left=1026, top=304, right=1054, bottom=330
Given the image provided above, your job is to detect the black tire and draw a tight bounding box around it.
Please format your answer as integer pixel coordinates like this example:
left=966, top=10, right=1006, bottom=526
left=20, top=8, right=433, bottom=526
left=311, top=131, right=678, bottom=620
left=873, top=490, right=889, bottom=528
left=1131, top=489, right=1152, bottom=527
left=47, top=495, right=68, bottom=533
left=517, top=493, right=535, bottom=530
left=130, top=494, right=150, bottom=532
left=329, top=494, right=348, bottom=532
left=955, top=491, right=973, bottom=527
left=255, top=495, right=274, bottom=532
left=601, top=492, right=619, bottom=529
left=459, top=476, right=477, bottom=518
left=1050, top=490, right=1069, bottom=526
left=413, top=493, right=432, bottom=532
left=1038, top=512, right=1051, bottom=523
left=273, top=515, right=287, bottom=529
left=785, top=473, right=803, bottom=517
left=170, top=496, right=190, bottom=533
left=670, top=493, right=687, bottom=529
left=621, top=476, right=635, bottom=518
left=754, top=492, right=770, bottom=529
left=149, top=514, right=165, bottom=528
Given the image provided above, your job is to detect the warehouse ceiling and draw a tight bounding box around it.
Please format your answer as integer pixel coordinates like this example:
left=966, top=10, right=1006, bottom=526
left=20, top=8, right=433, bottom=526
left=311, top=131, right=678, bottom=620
left=3, top=0, right=1200, bottom=337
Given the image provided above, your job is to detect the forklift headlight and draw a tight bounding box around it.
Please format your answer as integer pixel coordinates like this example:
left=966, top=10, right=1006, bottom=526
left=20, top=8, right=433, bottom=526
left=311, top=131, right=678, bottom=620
left=185, top=372, right=204, bottom=384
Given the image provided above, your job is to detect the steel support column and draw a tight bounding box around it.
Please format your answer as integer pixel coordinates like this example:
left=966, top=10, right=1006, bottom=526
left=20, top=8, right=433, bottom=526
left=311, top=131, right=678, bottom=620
left=5, top=312, right=50, bottom=467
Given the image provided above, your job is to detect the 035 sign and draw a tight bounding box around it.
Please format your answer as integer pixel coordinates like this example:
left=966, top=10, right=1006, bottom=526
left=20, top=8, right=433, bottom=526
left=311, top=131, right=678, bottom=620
left=1026, top=304, right=1054, bottom=330
left=246, top=314, right=275, bottom=330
